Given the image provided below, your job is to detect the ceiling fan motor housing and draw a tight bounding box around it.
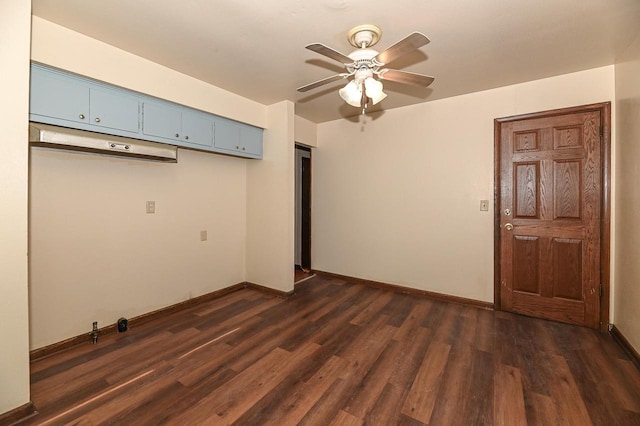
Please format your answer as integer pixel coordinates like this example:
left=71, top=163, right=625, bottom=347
left=347, top=49, right=382, bottom=77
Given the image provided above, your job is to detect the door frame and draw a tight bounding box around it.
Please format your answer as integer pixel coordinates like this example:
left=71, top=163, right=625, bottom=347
left=493, top=102, right=611, bottom=330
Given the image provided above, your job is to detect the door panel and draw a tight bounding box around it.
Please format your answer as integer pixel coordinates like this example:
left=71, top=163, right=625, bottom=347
left=514, top=162, right=539, bottom=217
left=497, top=106, right=606, bottom=328
left=513, top=236, right=539, bottom=294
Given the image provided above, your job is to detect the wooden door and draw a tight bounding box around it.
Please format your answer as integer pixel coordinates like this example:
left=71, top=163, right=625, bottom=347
left=495, top=103, right=610, bottom=329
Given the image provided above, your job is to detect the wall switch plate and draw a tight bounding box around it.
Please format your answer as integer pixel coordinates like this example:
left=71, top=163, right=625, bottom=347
left=480, top=200, right=489, bottom=211
left=146, top=201, right=155, bottom=214
left=200, top=230, right=208, bottom=241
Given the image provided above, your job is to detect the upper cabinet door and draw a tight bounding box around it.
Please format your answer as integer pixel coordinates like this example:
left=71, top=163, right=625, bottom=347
left=30, top=66, right=89, bottom=125
left=181, top=113, right=213, bottom=148
left=240, top=126, right=263, bottom=157
left=90, top=88, right=139, bottom=134
left=142, top=101, right=181, bottom=141
left=213, top=119, right=241, bottom=152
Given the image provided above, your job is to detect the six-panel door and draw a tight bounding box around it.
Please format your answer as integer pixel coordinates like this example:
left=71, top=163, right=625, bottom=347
left=499, top=110, right=602, bottom=328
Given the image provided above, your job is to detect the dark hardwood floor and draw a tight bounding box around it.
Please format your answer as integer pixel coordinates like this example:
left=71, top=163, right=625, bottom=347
left=294, top=267, right=314, bottom=283
left=18, top=276, right=640, bottom=425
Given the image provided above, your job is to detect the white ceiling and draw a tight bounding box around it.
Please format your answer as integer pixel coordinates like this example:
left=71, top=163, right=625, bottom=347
left=32, top=0, right=640, bottom=123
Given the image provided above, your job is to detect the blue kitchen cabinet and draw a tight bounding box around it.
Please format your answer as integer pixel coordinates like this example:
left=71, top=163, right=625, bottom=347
left=240, top=125, right=263, bottom=158
left=182, top=112, right=214, bottom=148
left=30, top=65, right=89, bottom=126
left=143, top=101, right=214, bottom=148
left=90, top=88, right=140, bottom=134
left=142, top=101, right=182, bottom=141
left=214, top=118, right=263, bottom=158
left=30, top=64, right=140, bottom=134
left=30, top=63, right=261, bottom=159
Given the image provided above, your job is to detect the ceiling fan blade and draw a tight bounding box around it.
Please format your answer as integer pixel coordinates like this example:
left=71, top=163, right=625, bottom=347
left=297, top=74, right=348, bottom=92
left=306, top=43, right=354, bottom=64
left=378, top=69, right=435, bottom=87
left=374, top=32, right=430, bottom=65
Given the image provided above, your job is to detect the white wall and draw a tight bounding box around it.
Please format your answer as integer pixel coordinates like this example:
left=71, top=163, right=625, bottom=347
left=614, top=34, right=640, bottom=353
left=28, top=18, right=269, bottom=349
left=29, top=148, right=247, bottom=348
left=0, top=0, right=31, bottom=415
left=314, top=66, right=615, bottom=304
left=294, top=115, right=318, bottom=147
left=246, top=101, right=296, bottom=292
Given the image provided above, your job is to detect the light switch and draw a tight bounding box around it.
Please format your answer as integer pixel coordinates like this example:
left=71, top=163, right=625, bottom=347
left=480, top=200, right=489, bottom=211
left=200, top=230, right=208, bottom=241
left=146, top=201, right=155, bottom=214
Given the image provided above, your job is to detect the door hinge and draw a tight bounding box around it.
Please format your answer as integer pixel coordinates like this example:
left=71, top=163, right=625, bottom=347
left=599, top=283, right=603, bottom=298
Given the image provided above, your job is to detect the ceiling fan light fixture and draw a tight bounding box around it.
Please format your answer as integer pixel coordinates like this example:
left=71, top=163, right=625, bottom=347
left=339, top=80, right=363, bottom=107
left=298, top=25, right=433, bottom=113
left=364, top=77, right=386, bottom=105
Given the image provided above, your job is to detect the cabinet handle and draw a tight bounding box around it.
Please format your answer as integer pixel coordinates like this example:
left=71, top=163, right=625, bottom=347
left=185, top=135, right=189, bottom=140
left=236, top=146, right=240, bottom=149
left=95, top=117, right=101, bottom=123
left=79, top=114, right=85, bottom=119
left=242, top=147, right=246, bottom=151
left=175, top=133, right=179, bottom=138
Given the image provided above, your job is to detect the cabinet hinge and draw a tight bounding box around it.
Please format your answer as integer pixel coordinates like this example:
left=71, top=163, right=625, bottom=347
left=599, top=283, right=603, bottom=298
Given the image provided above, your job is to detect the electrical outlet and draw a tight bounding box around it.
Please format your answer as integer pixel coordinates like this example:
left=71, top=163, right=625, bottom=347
left=146, top=201, right=155, bottom=214
left=480, top=200, right=489, bottom=211
left=200, top=230, right=208, bottom=241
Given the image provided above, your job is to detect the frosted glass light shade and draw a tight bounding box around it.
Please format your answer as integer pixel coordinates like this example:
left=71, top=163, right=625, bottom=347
left=339, top=80, right=362, bottom=107
left=364, top=77, right=387, bottom=105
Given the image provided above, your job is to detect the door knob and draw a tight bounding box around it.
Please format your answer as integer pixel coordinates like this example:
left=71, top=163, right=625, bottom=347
left=505, top=223, right=513, bottom=231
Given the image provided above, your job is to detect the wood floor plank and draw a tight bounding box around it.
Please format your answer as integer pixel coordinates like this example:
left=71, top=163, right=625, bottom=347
left=297, top=377, right=349, bottom=426
left=365, top=382, right=413, bottom=425
left=427, top=346, right=474, bottom=424
left=401, top=341, right=451, bottom=423
left=387, top=326, right=434, bottom=390
left=246, top=355, right=349, bottom=426
left=329, top=409, right=361, bottom=426
left=21, top=276, right=640, bottom=425
left=341, top=340, right=404, bottom=419
left=547, top=354, right=594, bottom=426
left=393, top=302, right=432, bottom=342
left=525, top=391, right=561, bottom=425
left=493, top=364, right=527, bottom=426
left=170, top=346, right=294, bottom=424
left=349, top=290, right=395, bottom=326
left=217, top=342, right=322, bottom=424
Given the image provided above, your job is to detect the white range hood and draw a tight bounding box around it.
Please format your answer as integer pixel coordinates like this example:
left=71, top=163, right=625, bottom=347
left=29, top=122, right=178, bottom=162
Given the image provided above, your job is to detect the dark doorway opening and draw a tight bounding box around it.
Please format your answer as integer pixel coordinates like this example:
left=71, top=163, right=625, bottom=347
left=295, top=145, right=312, bottom=273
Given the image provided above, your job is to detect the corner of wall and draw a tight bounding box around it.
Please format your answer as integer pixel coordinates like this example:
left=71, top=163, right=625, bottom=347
left=612, top=32, right=640, bottom=353
left=0, top=0, right=32, bottom=415
left=246, top=101, right=296, bottom=292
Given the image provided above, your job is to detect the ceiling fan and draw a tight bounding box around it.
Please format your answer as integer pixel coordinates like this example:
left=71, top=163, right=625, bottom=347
left=297, top=24, right=434, bottom=113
